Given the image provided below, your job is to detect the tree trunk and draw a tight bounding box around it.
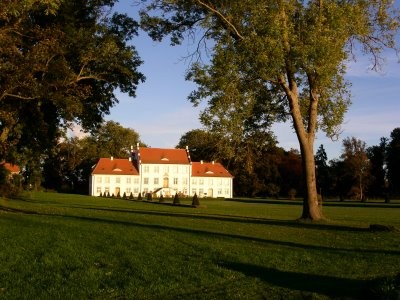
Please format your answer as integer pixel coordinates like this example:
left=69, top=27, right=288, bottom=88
left=299, top=140, right=323, bottom=220
left=281, top=75, right=323, bottom=220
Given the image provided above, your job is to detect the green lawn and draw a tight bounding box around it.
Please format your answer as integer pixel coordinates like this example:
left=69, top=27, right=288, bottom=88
left=0, top=192, right=399, bottom=299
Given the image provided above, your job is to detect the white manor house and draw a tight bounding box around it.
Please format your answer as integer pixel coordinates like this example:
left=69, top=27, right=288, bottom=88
left=89, top=146, right=233, bottom=198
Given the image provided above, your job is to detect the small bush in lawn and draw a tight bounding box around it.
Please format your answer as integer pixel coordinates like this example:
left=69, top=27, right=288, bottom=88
left=129, top=192, right=134, bottom=200
left=192, top=193, right=200, bottom=207
left=122, top=192, right=127, bottom=199
left=112, top=193, right=115, bottom=198
left=98, top=192, right=103, bottom=197
left=137, top=193, right=142, bottom=201
left=173, top=193, right=180, bottom=205
left=159, top=194, right=164, bottom=203
left=117, top=192, right=120, bottom=198
left=106, top=192, right=110, bottom=198
left=147, top=193, right=152, bottom=201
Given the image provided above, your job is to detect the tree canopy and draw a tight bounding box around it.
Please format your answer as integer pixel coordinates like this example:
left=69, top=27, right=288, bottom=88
left=141, top=0, right=400, bottom=219
left=0, top=0, right=145, bottom=164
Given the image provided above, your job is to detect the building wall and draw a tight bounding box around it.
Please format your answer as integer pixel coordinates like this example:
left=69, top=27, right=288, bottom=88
left=90, top=174, right=141, bottom=197
left=90, top=162, right=233, bottom=198
left=191, top=176, right=233, bottom=198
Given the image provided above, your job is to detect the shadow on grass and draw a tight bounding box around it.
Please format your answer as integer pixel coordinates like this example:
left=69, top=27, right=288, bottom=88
left=63, top=203, right=374, bottom=233
left=218, top=261, right=367, bottom=299
left=227, top=198, right=400, bottom=208
left=1, top=205, right=399, bottom=256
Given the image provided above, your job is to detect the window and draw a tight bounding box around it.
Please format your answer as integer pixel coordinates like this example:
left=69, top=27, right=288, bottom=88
left=96, top=177, right=102, bottom=183
left=199, top=178, right=204, bottom=185
left=183, top=188, right=188, bottom=195
left=208, top=178, right=213, bottom=185
left=182, top=178, right=188, bottom=185
left=144, top=166, right=149, bottom=173
left=104, top=187, right=110, bottom=194
left=173, top=178, right=178, bottom=185
left=96, top=187, right=101, bottom=194
left=134, top=187, right=139, bottom=193
left=225, top=189, right=230, bottom=195
left=218, top=189, right=223, bottom=195
left=126, top=188, right=131, bottom=194
left=144, top=178, right=149, bottom=185
left=154, top=178, right=159, bottom=185
left=116, top=177, right=121, bottom=184
left=126, top=177, right=131, bottom=184
left=154, top=166, right=159, bottom=173
left=134, top=177, right=139, bottom=184
left=192, top=178, right=197, bottom=185
left=192, top=188, right=197, bottom=195
left=174, top=166, right=179, bottom=174
left=105, top=177, right=110, bottom=183
left=199, top=188, right=204, bottom=196
left=218, top=179, right=223, bottom=186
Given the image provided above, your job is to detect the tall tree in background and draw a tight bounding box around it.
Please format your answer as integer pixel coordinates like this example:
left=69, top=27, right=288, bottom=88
left=176, top=129, right=219, bottom=162
left=141, top=0, right=399, bottom=220
left=341, top=137, right=370, bottom=201
left=0, top=0, right=144, bottom=165
left=367, top=137, right=387, bottom=198
left=315, top=144, right=330, bottom=199
left=387, top=128, right=400, bottom=197
left=43, top=121, right=144, bottom=193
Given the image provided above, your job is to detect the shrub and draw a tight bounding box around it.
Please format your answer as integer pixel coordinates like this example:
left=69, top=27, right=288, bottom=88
left=146, top=193, right=152, bottom=201
left=173, top=193, right=180, bottom=205
left=137, top=193, right=142, bottom=201
left=122, top=192, right=127, bottom=199
left=192, top=193, right=200, bottom=207
left=159, top=194, right=164, bottom=203
left=129, top=192, right=134, bottom=200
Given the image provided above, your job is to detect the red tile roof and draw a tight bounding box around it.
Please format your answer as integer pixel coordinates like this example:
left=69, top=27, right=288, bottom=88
left=0, top=162, right=20, bottom=174
left=138, top=148, right=190, bottom=164
left=92, top=158, right=139, bottom=175
left=191, top=162, right=233, bottom=178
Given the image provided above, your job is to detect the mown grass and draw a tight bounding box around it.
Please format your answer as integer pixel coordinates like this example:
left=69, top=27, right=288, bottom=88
left=0, top=192, right=399, bottom=299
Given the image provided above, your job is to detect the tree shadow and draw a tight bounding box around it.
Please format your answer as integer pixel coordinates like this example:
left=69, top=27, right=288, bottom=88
left=217, top=261, right=368, bottom=299
left=1, top=204, right=399, bottom=256
left=64, top=203, right=374, bottom=233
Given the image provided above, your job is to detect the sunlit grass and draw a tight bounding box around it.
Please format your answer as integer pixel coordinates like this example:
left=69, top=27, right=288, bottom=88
left=0, top=192, right=399, bottom=299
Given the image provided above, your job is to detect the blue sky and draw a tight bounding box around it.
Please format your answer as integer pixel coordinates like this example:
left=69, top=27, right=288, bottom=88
left=102, top=1, right=400, bottom=161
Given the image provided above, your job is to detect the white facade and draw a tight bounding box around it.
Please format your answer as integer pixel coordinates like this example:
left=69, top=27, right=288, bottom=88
left=89, top=148, right=233, bottom=198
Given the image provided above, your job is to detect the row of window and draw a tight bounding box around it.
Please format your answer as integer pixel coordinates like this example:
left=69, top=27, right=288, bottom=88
left=142, top=165, right=189, bottom=174
left=96, top=176, right=231, bottom=187
left=96, top=186, right=230, bottom=197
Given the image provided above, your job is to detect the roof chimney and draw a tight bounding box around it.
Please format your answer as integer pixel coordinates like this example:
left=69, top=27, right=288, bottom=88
left=212, top=161, right=215, bottom=165
left=200, top=160, right=203, bottom=164
left=128, top=157, right=131, bottom=162
left=111, top=156, right=113, bottom=161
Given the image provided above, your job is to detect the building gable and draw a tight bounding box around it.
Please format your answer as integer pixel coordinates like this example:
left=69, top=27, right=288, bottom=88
left=138, top=147, right=190, bottom=165
left=92, top=158, right=139, bottom=175
left=191, top=161, right=233, bottom=178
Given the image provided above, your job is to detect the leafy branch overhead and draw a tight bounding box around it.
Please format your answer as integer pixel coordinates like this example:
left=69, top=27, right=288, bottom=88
left=0, top=0, right=145, bottom=162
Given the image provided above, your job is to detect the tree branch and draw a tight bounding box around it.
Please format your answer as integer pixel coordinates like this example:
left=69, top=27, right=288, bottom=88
left=196, top=0, right=244, bottom=41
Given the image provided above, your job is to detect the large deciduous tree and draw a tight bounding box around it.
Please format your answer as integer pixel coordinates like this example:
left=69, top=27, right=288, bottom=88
left=140, top=0, right=399, bottom=220
left=340, top=137, right=371, bottom=201
left=0, top=0, right=145, bottom=164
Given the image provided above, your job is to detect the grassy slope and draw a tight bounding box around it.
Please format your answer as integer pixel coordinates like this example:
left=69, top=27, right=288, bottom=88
left=0, top=193, right=399, bottom=299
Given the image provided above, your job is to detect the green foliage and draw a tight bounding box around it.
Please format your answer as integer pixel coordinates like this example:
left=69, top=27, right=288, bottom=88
left=387, top=128, right=400, bottom=197
left=137, top=193, right=142, bottom=201
left=0, top=0, right=144, bottom=164
left=159, top=194, right=164, bottom=203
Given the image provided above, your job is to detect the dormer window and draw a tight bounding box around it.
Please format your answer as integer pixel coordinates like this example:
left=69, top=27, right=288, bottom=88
left=161, top=157, right=169, bottom=161
left=113, top=168, right=122, bottom=172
